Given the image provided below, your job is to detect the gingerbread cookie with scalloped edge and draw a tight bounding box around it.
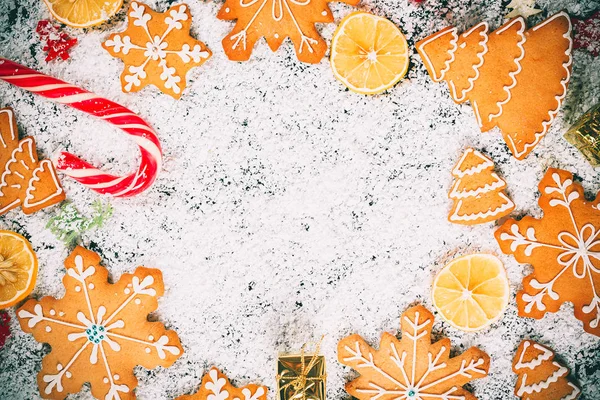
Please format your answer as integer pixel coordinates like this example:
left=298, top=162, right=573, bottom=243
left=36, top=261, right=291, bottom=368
left=0, top=107, right=65, bottom=215
left=417, top=12, right=572, bottom=160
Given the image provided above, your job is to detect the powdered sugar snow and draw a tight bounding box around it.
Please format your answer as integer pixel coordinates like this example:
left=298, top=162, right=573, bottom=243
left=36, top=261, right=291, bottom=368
left=0, top=0, right=599, bottom=399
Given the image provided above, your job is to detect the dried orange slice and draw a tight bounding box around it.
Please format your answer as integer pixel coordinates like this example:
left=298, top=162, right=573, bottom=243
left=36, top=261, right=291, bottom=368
left=0, top=231, right=38, bottom=309
left=42, top=0, right=123, bottom=28
left=432, top=254, right=509, bottom=331
left=331, top=12, right=410, bottom=95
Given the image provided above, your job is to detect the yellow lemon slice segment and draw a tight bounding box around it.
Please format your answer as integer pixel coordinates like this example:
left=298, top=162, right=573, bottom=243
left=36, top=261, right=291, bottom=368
left=432, top=254, right=509, bottom=331
left=42, top=0, right=123, bottom=28
left=331, top=12, right=410, bottom=95
left=0, top=231, right=38, bottom=309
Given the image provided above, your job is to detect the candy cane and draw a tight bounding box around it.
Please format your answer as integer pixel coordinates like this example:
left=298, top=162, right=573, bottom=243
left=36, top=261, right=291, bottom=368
left=0, top=58, right=162, bottom=197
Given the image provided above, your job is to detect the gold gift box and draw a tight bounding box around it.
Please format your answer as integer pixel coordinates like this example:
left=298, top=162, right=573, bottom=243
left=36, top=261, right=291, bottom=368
left=277, top=353, right=326, bottom=400
left=564, top=103, right=600, bottom=167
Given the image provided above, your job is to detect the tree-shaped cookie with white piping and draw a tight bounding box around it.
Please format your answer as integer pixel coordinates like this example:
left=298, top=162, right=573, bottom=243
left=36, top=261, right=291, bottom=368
left=448, top=148, right=515, bottom=225
left=513, top=340, right=580, bottom=400
left=417, top=12, right=572, bottom=160
left=0, top=107, right=65, bottom=216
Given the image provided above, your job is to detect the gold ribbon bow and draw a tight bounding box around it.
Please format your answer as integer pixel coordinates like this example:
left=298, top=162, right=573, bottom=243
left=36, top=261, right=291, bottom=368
left=277, top=336, right=326, bottom=400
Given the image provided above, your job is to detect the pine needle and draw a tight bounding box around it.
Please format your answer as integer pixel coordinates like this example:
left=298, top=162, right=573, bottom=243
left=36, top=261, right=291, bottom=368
left=46, top=200, right=113, bottom=247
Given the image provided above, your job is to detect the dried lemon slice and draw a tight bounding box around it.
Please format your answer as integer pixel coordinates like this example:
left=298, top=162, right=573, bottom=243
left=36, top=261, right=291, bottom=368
left=432, top=254, right=509, bottom=331
left=331, top=12, right=410, bottom=94
left=0, top=231, right=38, bottom=309
left=42, top=0, right=123, bottom=28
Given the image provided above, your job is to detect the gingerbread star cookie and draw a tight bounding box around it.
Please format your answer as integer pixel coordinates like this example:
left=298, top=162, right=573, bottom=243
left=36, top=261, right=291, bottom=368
left=448, top=148, right=514, bottom=225
left=513, top=340, right=581, bottom=400
left=0, top=107, right=65, bottom=215
left=176, top=367, right=267, bottom=400
left=17, top=246, right=183, bottom=399
left=417, top=12, right=572, bottom=160
left=217, top=0, right=359, bottom=63
left=338, top=305, right=490, bottom=399
left=103, top=1, right=211, bottom=99
left=495, top=168, right=600, bottom=337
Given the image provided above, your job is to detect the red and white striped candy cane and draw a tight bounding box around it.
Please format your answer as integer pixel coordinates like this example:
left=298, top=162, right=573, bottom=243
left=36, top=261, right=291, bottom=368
left=0, top=58, right=162, bottom=197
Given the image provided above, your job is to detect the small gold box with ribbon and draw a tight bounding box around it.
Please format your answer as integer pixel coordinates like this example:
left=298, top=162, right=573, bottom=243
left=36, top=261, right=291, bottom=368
left=564, top=103, right=600, bottom=167
left=277, top=339, right=326, bottom=400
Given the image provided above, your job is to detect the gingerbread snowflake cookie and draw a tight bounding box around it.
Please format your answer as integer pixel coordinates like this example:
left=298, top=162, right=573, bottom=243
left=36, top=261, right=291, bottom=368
left=17, top=246, right=183, bottom=399
left=103, top=1, right=211, bottom=99
left=0, top=107, right=65, bottom=215
left=496, top=168, right=600, bottom=336
left=176, top=367, right=267, bottom=400
left=217, top=0, right=359, bottom=63
left=513, top=340, right=580, bottom=400
left=338, top=305, right=490, bottom=399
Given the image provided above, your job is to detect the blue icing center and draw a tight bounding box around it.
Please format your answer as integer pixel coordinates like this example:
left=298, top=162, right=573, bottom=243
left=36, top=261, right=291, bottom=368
left=86, top=324, right=106, bottom=344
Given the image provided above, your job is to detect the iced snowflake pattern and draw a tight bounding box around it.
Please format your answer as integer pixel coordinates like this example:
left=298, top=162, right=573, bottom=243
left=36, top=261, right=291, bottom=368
left=103, top=1, right=211, bottom=99
left=337, top=305, right=490, bottom=400
left=217, top=0, right=359, bottom=63
left=17, top=247, right=183, bottom=400
left=176, top=367, right=267, bottom=400
left=496, top=168, right=600, bottom=336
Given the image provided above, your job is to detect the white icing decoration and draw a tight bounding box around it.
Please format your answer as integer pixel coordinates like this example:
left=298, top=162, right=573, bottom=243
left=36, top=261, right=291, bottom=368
left=0, top=108, right=16, bottom=148
left=449, top=193, right=514, bottom=222
left=451, top=148, right=494, bottom=178
left=23, top=160, right=64, bottom=209
left=499, top=171, right=600, bottom=327
left=342, top=310, right=486, bottom=399
left=448, top=22, right=489, bottom=102
left=516, top=361, right=568, bottom=396
left=488, top=17, right=526, bottom=122
left=505, top=12, right=573, bottom=158
left=449, top=173, right=506, bottom=199
left=228, top=0, right=319, bottom=55
left=514, top=341, right=553, bottom=370
left=103, top=1, right=209, bottom=94
left=0, top=138, right=36, bottom=209
left=416, top=28, right=459, bottom=82
left=16, top=253, right=179, bottom=398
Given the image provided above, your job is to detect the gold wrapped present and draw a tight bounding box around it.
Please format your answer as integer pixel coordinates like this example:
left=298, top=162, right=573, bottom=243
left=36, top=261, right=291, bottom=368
left=564, top=103, right=600, bottom=167
left=277, top=339, right=326, bottom=400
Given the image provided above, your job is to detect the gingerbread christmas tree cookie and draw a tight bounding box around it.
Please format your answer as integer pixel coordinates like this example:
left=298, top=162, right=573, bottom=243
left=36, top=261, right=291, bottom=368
left=176, top=367, right=267, bottom=400
left=17, top=246, right=183, bottom=399
left=417, top=12, right=572, bottom=160
left=495, top=168, right=600, bottom=336
left=0, top=107, right=65, bottom=215
left=448, top=148, right=515, bottom=225
left=217, top=0, right=359, bottom=63
left=513, top=340, right=581, bottom=400
left=338, top=305, right=490, bottom=399
left=103, top=1, right=211, bottom=99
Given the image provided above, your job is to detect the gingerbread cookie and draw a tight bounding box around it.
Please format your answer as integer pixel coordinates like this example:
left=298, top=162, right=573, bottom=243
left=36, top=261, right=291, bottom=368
left=513, top=340, right=581, bottom=400
left=448, top=148, right=514, bottom=224
left=417, top=12, right=572, bottom=160
left=217, top=0, right=359, bottom=63
left=176, top=367, right=267, bottom=400
left=495, top=168, right=600, bottom=336
left=17, top=246, right=183, bottom=399
left=103, top=2, right=211, bottom=99
left=338, top=305, right=490, bottom=399
left=0, top=107, right=65, bottom=215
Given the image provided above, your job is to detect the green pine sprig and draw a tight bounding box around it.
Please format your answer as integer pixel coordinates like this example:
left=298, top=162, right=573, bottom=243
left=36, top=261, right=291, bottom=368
left=46, top=200, right=113, bottom=247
